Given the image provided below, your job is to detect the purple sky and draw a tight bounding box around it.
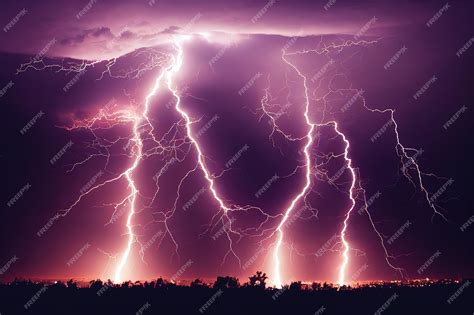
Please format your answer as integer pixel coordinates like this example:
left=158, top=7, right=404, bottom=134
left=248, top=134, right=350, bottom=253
left=0, top=0, right=473, bottom=285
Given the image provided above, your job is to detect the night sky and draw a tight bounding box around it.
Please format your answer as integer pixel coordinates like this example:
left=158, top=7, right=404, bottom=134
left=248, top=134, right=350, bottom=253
left=1, top=0, right=473, bottom=286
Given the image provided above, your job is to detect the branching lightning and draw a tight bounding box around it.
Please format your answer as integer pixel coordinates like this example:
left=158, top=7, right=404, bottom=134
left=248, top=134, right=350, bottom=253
left=20, top=32, right=450, bottom=287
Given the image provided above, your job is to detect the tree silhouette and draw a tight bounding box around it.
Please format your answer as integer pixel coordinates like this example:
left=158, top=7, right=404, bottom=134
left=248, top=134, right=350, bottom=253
left=213, top=276, right=239, bottom=289
left=289, top=281, right=302, bottom=291
left=67, top=279, right=78, bottom=289
left=190, top=278, right=206, bottom=288
left=155, top=277, right=166, bottom=288
left=311, top=282, right=321, bottom=291
left=89, top=279, right=103, bottom=291
left=248, top=271, right=268, bottom=288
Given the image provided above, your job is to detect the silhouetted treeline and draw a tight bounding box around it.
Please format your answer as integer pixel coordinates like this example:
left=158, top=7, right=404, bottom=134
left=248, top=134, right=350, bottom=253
left=0, top=272, right=471, bottom=314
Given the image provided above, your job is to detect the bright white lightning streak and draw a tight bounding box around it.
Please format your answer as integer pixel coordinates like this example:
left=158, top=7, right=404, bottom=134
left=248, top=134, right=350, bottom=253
left=167, top=42, right=230, bottom=213
left=271, top=53, right=315, bottom=289
left=164, top=39, right=245, bottom=266
left=115, top=35, right=245, bottom=281
left=28, top=34, right=447, bottom=286
left=331, top=122, right=357, bottom=286
left=113, top=63, right=169, bottom=283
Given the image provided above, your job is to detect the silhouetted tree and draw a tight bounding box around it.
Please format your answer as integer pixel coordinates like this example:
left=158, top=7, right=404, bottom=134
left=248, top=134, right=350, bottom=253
left=213, top=276, right=239, bottom=289
left=248, top=271, right=268, bottom=288
left=289, top=281, right=302, bottom=291
left=311, top=282, right=321, bottom=291
left=52, top=281, right=66, bottom=289
left=322, top=282, right=333, bottom=290
left=67, top=279, right=78, bottom=289
left=190, top=278, right=206, bottom=288
left=89, top=279, right=103, bottom=291
left=155, top=277, right=167, bottom=288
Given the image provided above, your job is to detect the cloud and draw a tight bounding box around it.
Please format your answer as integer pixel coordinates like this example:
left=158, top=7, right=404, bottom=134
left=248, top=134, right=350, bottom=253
left=59, top=27, right=114, bottom=46
left=159, top=26, right=180, bottom=34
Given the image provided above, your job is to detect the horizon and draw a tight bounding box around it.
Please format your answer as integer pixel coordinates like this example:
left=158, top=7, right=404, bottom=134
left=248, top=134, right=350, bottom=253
left=1, top=0, right=472, bottom=297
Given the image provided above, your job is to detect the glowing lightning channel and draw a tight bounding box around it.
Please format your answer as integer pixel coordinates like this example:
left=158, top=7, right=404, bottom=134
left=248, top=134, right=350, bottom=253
left=113, top=63, right=169, bottom=283
left=167, top=41, right=231, bottom=214
left=331, top=121, right=357, bottom=286
left=165, top=38, right=248, bottom=267
left=115, top=35, right=249, bottom=281
left=270, top=53, right=316, bottom=289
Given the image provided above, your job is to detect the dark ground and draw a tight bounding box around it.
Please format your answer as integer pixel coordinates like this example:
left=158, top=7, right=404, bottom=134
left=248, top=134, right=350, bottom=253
left=0, top=278, right=472, bottom=315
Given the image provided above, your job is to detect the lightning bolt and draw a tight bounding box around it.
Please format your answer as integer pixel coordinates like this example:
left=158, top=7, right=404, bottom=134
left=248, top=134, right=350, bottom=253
left=21, top=32, right=449, bottom=287
left=265, top=36, right=448, bottom=288
left=113, top=60, right=169, bottom=283
left=331, top=121, right=356, bottom=286
left=269, top=52, right=315, bottom=289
